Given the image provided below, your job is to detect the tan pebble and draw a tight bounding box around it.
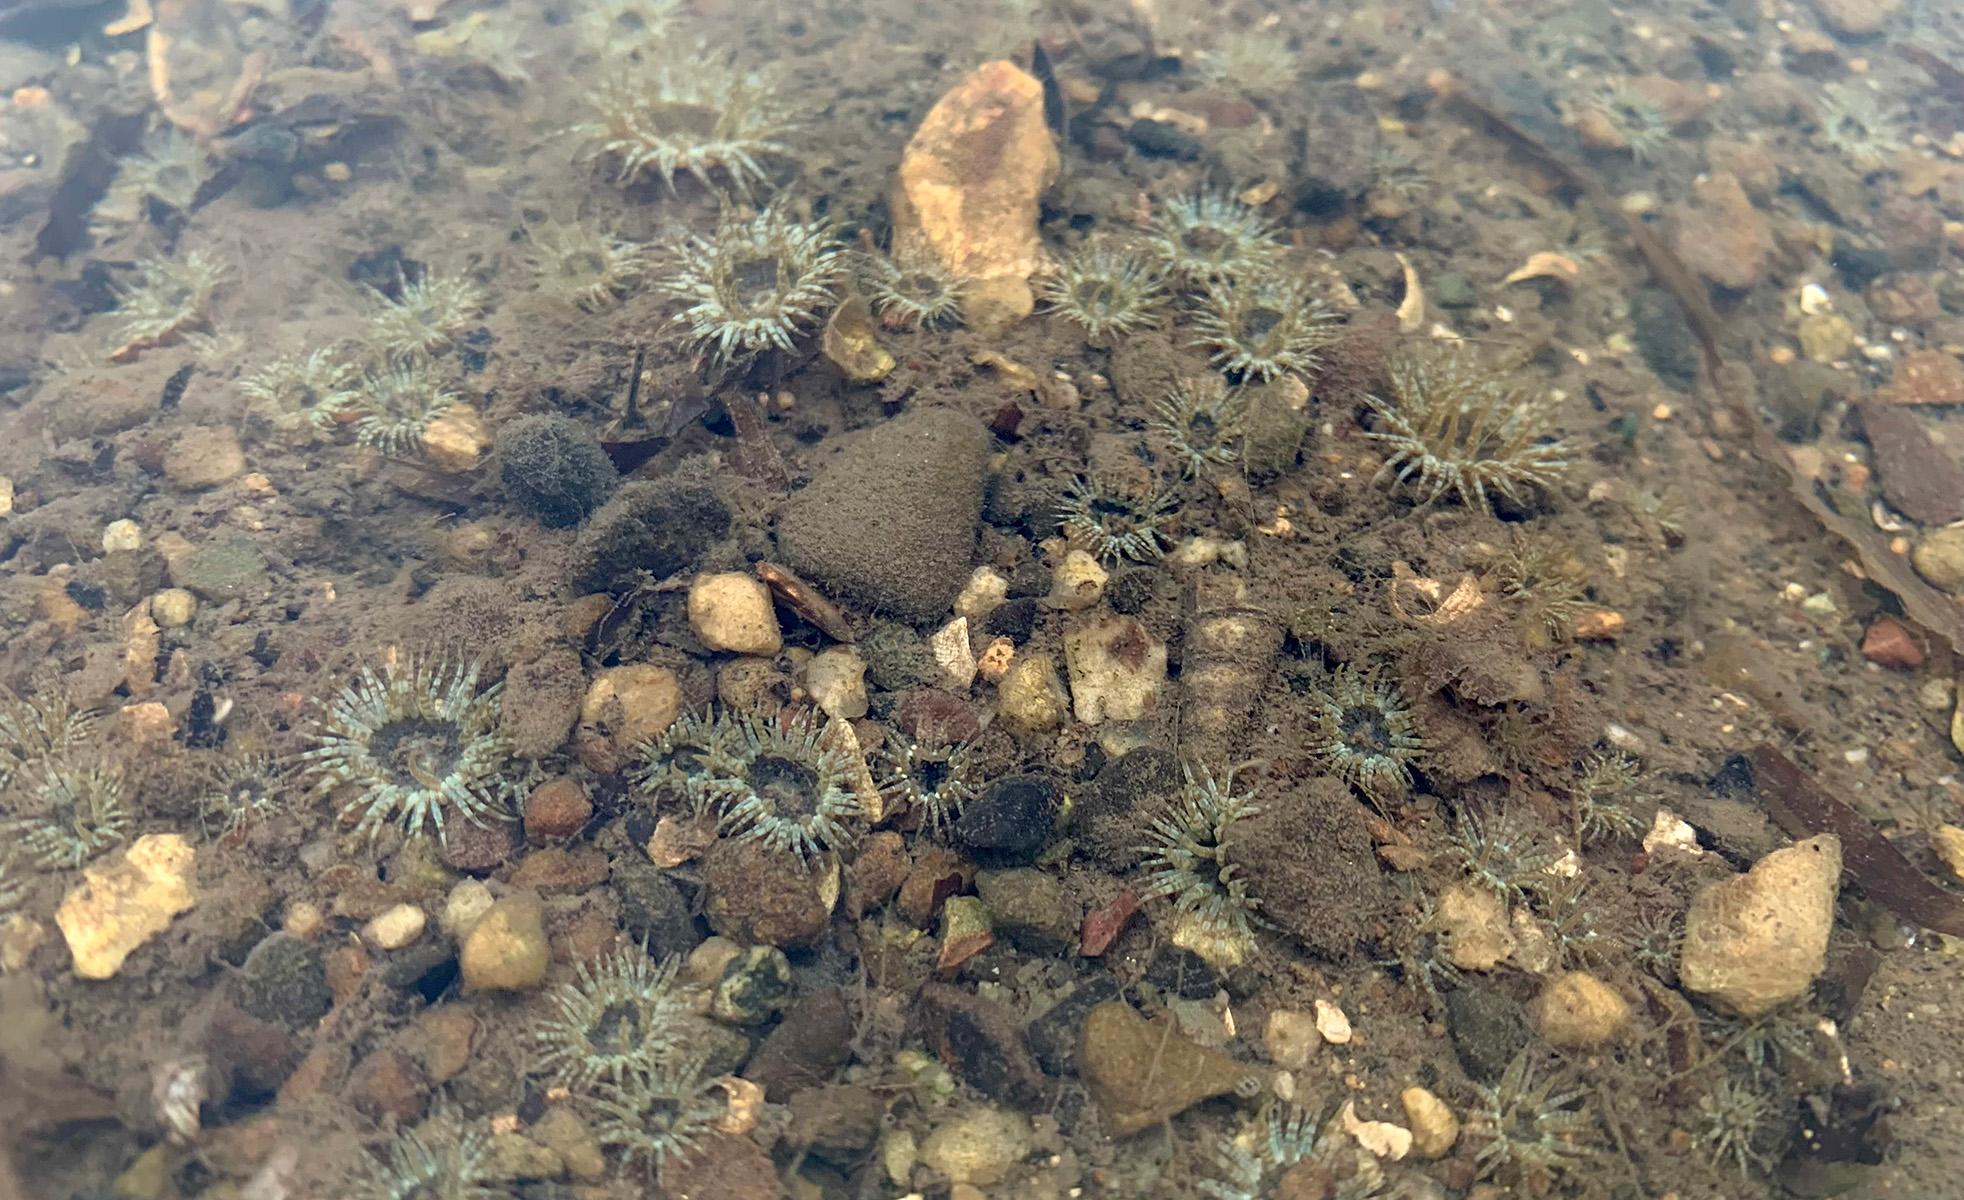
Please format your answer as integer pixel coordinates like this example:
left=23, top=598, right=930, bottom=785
left=1401, top=1086, right=1459, bottom=1158
left=1043, top=549, right=1107, bottom=611
left=1062, top=614, right=1167, bottom=725
left=976, top=636, right=1016, bottom=682
left=1, top=913, right=48, bottom=972
left=120, top=701, right=173, bottom=745
left=688, top=572, right=782, bottom=655
left=55, top=834, right=198, bottom=979
left=1263, top=1009, right=1319, bottom=1070
left=419, top=404, right=490, bottom=474
left=995, top=652, right=1069, bottom=733
left=1339, top=1099, right=1412, bottom=1160
left=0, top=476, right=11, bottom=517
left=1314, top=997, right=1353, bottom=1045
left=954, top=566, right=1009, bottom=621
left=1932, top=825, right=1964, bottom=885
left=363, top=903, right=427, bottom=951
left=284, top=900, right=325, bottom=939
left=440, top=879, right=496, bottom=939
left=805, top=646, right=869, bottom=719
left=459, top=894, right=549, bottom=992
left=101, top=519, right=142, bottom=553
left=1533, top=970, right=1631, bottom=1048
left=684, top=935, right=745, bottom=986
left=1436, top=883, right=1516, bottom=971
left=531, top=1106, right=606, bottom=1182
left=930, top=616, right=977, bottom=690
left=918, top=1104, right=1034, bottom=1187
left=1680, top=835, right=1841, bottom=1016
left=150, top=588, right=197, bottom=628
left=575, top=664, right=681, bottom=773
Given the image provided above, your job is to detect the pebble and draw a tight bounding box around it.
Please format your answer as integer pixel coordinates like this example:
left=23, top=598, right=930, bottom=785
left=744, top=987, right=855, bottom=1100
left=1796, top=313, right=1855, bottom=363
left=930, top=616, right=978, bottom=690
left=651, top=1132, right=778, bottom=1200
left=1263, top=1009, right=1320, bottom=1070
left=1062, top=615, right=1167, bottom=724
left=954, top=773, right=1061, bottom=867
left=787, top=1083, right=887, bottom=1161
left=234, top=933, right=332, bottom=1029
left=441, top=879, right=496, bottom=940
left=169, top=532, right=270, bottom=602
left=995, top=652, right=1069, bottom=733
left=1042, top=549, right=1108, bottom=612
left=702, top=837, right=833, bottom=948
left=688, top=571, right=783, bottom=655
left=1401, top=1086, right=1459, bottom=1158
left=459, top=893, right=550, bottom=992
left=937, top=895, right=995, bottom=972
left=418, top=404, right=490, bottom=474
left=1445, top=988, right=1532, bottom=1085
left=973, top=868, right=1080, bottom=954
left=1340, top=1099, right=1413, bottom=1161
left=954, top=567, right=1009, bottom=621
left=1860, top=617, right=1924, bottom=669
left=575, top=663, right=681, bottom=774
left=101, top=518, right=142, bottom=553
left=1532, top=971, right=1631, bottom=1048
left=150, top=587, right=197, bottom=628
left=1435, top=883, right=1516, bottom=971
left=1681, top=834, right=1841, bottom=1017
left=1933, top=825, right=1964, bottom=885
left=363, top=904, right=427, bottom=951
left=1079, top=1001, right=1258, bottom=1135
left=712, top=944, right=794, bottom=1025
left=349, top=1048, right=428, bottom=1123
left=531, top=1106, right=607, bottom=1182
left=1315, top=998, right=1354, bottom=1045
left=1880, top=349, right=1964, bottom=407
left=918, top=984, right=1047, bottom=1107
left=1816, top=0, right=1901, bottom=38
left=55, top=834, right=197, bottom=980
left=162, top=425, right=246, bottom=489
left=918, top=1105, right=1035, bottom=1187
left=522, top=777, right=592, bottom=842
left=1675, top=172, right=1772, bottom=291
left=1913, top=527, right=1964, bottom=594
left=806, top=646, right=869, bottom=719
left=482, top=1131, right=563, bottom=1182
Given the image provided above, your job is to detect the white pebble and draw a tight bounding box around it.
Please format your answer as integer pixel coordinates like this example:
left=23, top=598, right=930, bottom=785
left=1314, top=998, right=1353, bottom=1045
left=102, top=519, right=143, bottom=553
left=363, top=903, right=427, bottom=950
left=150, top=588, right=197, bottom=628
left=441, top=879, right=496, bottom=939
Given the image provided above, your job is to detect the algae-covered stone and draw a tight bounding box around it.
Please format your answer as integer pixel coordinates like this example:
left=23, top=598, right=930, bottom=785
left=776, top=408, right=990, bottom=621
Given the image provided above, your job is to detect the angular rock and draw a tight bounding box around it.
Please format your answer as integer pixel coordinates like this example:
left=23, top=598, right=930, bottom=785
left=1532, top=971, right=1631, bottom=1048
left=776, top=408, right=992, bottom=621
left=688, top=572, right=782, bottom=656
left=1675, top=171, right=1772, bottom=291
left=787, top=1084, right=887, bottom=1161
left=995, top=651, right=1069, bottom=733
left=1078, top=1001, right=1258, bottom=1135
left=1026, top=974, right=1123, bottom=1076
left=919, top=983, right=1047, bottom=1108
left=974, top=868, right=1080, bottom=954
left=1062, top=615, right=1167, bottom=724
left=55, top=833, right=197, bottom=979
left=745, top=988, right=855, bottom=1101
left=610, top=855, right=699, bottom=959
left=1681, top=834, right=1842, bottom=1017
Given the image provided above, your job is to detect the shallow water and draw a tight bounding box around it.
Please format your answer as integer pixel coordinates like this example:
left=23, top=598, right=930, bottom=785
left=1, top=0, right=1962, bottom=1197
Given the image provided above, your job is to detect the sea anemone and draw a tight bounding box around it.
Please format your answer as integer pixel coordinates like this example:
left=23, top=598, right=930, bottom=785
left=1495, top=531, right=1594, bottom=646
left=1039, top=238, right=1167, bottom=344
left=0, top=857, right=21, bottom=914
left=535, top=948, right=690, bottom=1091
left=585, top=1054, right=729, bottom=1177
left=365, top=269, right=485, bottom=360
left=240, top=349, right=360, bottom=426
left=861, top=251, right=966, bottom=330
left=1449, top=808, right=1562, bottom=902
left=347, top=361, right=464, bottom=457
left=6, top=759, right=132, bottom=869
left=1188, top=272, right=1336, bottom=382
left=873, top=736, right=977, bottom=838
left=1145, top=188, right=1281, bottom=287
left=104, top=127, right=211, bottom=220
left=0, top=689, right=96, bottom=790
left=302, top=653, right=515, bottom=843
left=197, top=750, right=292, bottom=839
left=1148, top=375, right=1244, bottom=479
left=1055, top=473, right=1177, bottom=564
left=710, top=709, right=862, bottom=867
left=1631, top=907, right=1682, bottom=982
left=1135, top=761, right=1268, bottom=973
left=1572, top=751, right=1652, bottom=844
left=629, top=709, right=743, bottom=816
left=1698, top=1079, right=1775, bottom=1176
left=1469, top=1052, right=1599, bottom=1190
left=577, top=47, right=790, bottom=197
left=105, top=249, right=229, bottom=358
left=1200, top=1103, right=1386, bottom=1200
left=657, top=203, right=844, bottom=363
left=346, top=1120, right=499, bottom=1200
left=1305, top=666, right=1428, bottom=806
left=1583, top=82, right=1670, bottom=164
left=1363, top=350, right=1572, bottom=511
left=1190, top=31, right=1299, bottom=100
left=522, top=220, right=644, bottom=312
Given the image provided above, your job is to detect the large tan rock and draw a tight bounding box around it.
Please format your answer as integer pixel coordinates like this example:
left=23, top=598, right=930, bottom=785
left=1680, top=834, right=1841, bottom=1016
left=688, top=572, right=782, bottom=656
left=892, top=60, right=1059, bottom=323
left=56, top=834, right=197, bottom=979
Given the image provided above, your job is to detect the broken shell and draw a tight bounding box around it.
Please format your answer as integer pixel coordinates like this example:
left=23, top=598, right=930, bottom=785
left=1799, top=282, right=1833, bottom=316
left=1394, top=252, right=1425, bottom=334
left=1870, top=500, right=1908, bottom=533
left=1387, top=563, right=1487, bottom=627
left=1502, top=252, right=1582, bottom=286
left=822, top=295, right=896, bottom=384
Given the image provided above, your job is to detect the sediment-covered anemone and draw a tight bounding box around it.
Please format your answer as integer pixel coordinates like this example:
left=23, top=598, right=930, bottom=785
left=1495, top=531, right=1593, bottom=646
left=1199, top=1103, right=1386, bottom=1200
left=1469, top=1052, right=1599, bottom=1190
left=366, top=269, right=485, bottom=360
left=1449, top=808, right=1561, bottom=902
left=710, top=710, right=862, bottom=866
left=1145, top=188, right=1281, bottom=287
left=1135, top=761, right=1268, bottom=972
left=1363, top=350, right=1572, bottom=511
left=198, top=750, right=292, bottom=839
left=585, top=1054, right=728, bottom=1176
left=1039, top=239, right=1167, bottom=343
left=1188, top=272, right=1336, bottom=381
left=347, top=362, right=464, bottom=457
left=241, top=349, right=360, bottom=425
left=104, top=127, right=211, bottom=219
left=1573, top=751, right=1651, bottom=844
left=1582, top=82, right=1670, bottom=163
left=346, top=1120, right=500, bottom=1200
left=873, top=736, right=977, bottom=838
left=1149, top=375, right=1244, bottom=479
left=861, top=251, right=966, bottom=330
left=6, top=759, right=131, bottom=869
left=1698, top=1078, right=1775, bottom=1176
left=535, top=948, right=690, bottom=1090
left=302, top=653, right=515, bottom=843
left=106, top=250, right=229, bottom=357
left=577, top=47, right=790, bottom=197
left=1305, top=666, right=1427, bottom=806
left=657, top=203, right=844, bottom=363
left=1056, top=473, right=1177, bottom=564
left=628, top=709, right=743, bottom=817
left=0, top=689, right=96, bottom=790
left=522, top=221, right=644, bottom=312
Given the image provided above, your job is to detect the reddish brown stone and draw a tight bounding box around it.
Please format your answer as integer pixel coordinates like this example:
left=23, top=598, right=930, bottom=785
left=896, top=689, right=982, bottom=744
left=438, top=815, right=522, bottom=874
left=324, top=943, right=370, bottom=1006
left=522, top=777, right=592, bottom=842
left=658, top=1132, right=785, bottom=1200
left=507, top=847, right=609, bottom=895
left=702, top=838, right=831, bottom=948
left=846, top=831, right=909, bottom=919
left=897, top=847, right=972, bottom=928
left=348, top=1047, right=428, bottom=1124
left=410, top=1006, right=478, bottom=1083
left=1079, top=890, right=1139, bottom=958
left=1879, top=350, right=1964, bottom=407
left=1861, top=616, right=1926, bottom=669
left=1859, top=404, right=1964, bottom=525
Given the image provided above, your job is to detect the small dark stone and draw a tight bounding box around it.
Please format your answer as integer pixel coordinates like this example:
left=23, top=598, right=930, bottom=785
left=1140, top=947, right=1224, bottom=1000
left=232, top=934, right=332, bottom=1030
left=1005, top=562, right=1048, bottom=600
left=1027, top=974, right=1123, bottom=1076
left=437, top=816, right=522, bottom=874
left=954, top=773, right=1062, bottom=867
left=1629, top=288, right=1700, bottom=389
left=1433, top=273, right=1477, bottom=309
left=1079, top=746, right=1184, bottom=868
left=378, top=937, right=459, bottom=998
left=1104, top=566, right=1158, bottom=615
left=1859, top=404, right=1964, bottom=525
left=497, top=414, right=618, bottom=527
left=1830, top=238, right=1893, bottom=291
left=611, top=855, right=700, bottom=960
left=974, top=868, right=1081, bottom=954
left=1127, top=118, right=1201, bottom=159
left=983, top=596, right=1040, bottom=642
left=1446, top=987, right=1533, bottom=1085
left=786, top=1084, right=886, bottom=1161
left=745, top=988, right=855, bottom=1101
left=573, top=476, right=731, bottom=596
left=918, top=983, right=1048, bottom=1108
left=858, top=622, right=938, bottom=691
